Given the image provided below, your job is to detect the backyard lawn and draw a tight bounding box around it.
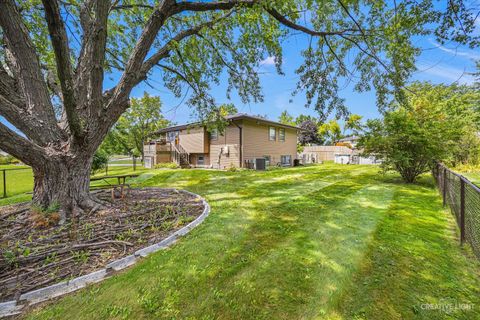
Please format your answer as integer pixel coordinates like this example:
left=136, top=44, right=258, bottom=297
left=0, top=165, right=150, bottom=207
left=462, top=172, right=480, bottom=186
left=15, top=164, right=480, bottom=319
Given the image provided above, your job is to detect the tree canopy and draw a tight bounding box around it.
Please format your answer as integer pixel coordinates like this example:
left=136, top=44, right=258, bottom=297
left=100, top=92, right=170, bottom=159
left=0, top=0, right=478, bottom=217
left=319, top=119, right=343, bottom=144
left=278, top=110, right=296, bottom=126
left=360, top=82, right=480, bottom=182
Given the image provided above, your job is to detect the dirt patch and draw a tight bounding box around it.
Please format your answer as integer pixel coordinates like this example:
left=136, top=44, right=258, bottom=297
left=0, top=188, right=205, bottom=302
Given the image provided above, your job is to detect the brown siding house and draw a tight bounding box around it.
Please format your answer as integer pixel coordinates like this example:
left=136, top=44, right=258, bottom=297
left=144, top=114, right=300, bottom=169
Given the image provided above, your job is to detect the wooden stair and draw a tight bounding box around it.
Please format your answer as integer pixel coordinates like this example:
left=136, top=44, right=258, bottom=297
left=172, top=143, right=190, bottom=168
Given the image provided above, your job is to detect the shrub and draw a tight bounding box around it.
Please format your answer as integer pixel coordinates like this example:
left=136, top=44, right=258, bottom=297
left=92, top=150, right=109, bottom=173
left=360, top=82, right=479, bottom=183
left=0, top=155, right=18, bottom=165
left=154, top=162, right=179, bottom=169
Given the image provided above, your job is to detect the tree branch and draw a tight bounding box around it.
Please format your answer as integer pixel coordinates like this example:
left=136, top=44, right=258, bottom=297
left=173, top=0, right=256, bottom=13
left=75, top=0, right=110, bottom=135
left=42, top=0, right=80, bottom=137
left=265, top=7, right=358, bottom=36
left=0, top=68, right=57, bottom=143
left=0, top=122, right=46, bottom=167
left=140, top=16, right=229, bottom=77
left=107, top=0, right=177, bottom=106
left=0, top=0, right=60, bottom=145
left=336, top=0, right=392, bottom=73
left=110, top=4, right=154, bottom=11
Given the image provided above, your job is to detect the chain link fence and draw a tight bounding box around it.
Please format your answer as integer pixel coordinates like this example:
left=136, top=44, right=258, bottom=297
left=433, top=163, right=480, bottom=259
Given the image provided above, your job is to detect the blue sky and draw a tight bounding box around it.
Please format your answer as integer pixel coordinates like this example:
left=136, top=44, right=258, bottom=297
left=130, top=28, right=479, bottom=126
left=1, top=16, right=479, bottom=133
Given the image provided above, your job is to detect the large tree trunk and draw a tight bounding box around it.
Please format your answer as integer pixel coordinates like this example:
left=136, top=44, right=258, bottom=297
left=31, top=153, right=101, bottom=223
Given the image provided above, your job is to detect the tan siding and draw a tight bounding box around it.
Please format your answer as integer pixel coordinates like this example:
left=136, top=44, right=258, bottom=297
left=243, top=120, right=297, bottom=165
left=178, top=126, right=207, bottom=153
left=143, top=143, right=172, bottom=165
left=209, top=123, right=241, bottom=169
left=155, top=152, right=171, bottom=164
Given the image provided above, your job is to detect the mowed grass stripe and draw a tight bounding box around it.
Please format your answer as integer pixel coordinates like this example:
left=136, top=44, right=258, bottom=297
left=334, top=179, right=480, bottom=320
left=24, top=164, right=480, bottom=319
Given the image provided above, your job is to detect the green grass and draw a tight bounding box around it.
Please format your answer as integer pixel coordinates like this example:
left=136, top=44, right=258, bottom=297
left=17, top=164, right=480, bottom=319
left=454, top=165, right=480, bottom=186
left=0, top=166, right=33, bottom=203
left=462, top=172, right=480, bottom=186
left=0, top=165, right=152, bottom=207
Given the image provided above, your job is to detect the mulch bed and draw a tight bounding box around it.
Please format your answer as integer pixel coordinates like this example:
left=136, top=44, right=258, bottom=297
left=0, top=188, right=205, bottom=302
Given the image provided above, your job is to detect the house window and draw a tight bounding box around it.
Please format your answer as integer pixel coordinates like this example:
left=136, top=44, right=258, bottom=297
left=197, top=155, right=205, bottom=165
left=269, top=126, right=276, bottom=141
left=279, top=128, right=285, bottom=142
left=263, top=155, right=271, bottom=166
left=281, top=155, right=292, bottom=166
left=166, top=131, right=178, bottom=142
left=210, top=129, right=218, bottom=141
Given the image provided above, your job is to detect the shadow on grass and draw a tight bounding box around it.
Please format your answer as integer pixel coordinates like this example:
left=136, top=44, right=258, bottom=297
left=24, top=164, right=480, bottom=320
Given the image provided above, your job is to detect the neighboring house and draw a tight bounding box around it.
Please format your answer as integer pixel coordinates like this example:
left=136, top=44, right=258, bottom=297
left=144, top=113, right=300, bottom=169
left=337, top=135, right=360, bottom=148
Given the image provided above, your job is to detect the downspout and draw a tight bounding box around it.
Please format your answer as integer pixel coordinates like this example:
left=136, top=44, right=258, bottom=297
left=232, top=120, right=243, bottom=168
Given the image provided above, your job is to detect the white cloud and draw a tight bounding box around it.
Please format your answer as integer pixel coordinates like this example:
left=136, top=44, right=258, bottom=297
left=428, top=39, right=480, bottom=60
left=260, top=56, right=276, bottom=66
left=415, top=62, right=476, bottom=85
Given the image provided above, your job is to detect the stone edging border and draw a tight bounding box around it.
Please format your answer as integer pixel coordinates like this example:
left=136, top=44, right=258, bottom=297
left=0, top=189, right=210, bottom=318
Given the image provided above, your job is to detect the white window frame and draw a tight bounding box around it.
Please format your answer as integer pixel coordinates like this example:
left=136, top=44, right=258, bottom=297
left=279, top=128, right=285, bottom=142
left=281, top=155, right=292, bottom=166
left=166, top=131, right=179, bottom=142
left=210, top=128, right=218, bottom=141
left=269, top=126, right=276, bottom=141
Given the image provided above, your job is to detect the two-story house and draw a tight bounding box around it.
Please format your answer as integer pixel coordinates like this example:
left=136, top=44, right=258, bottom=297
left=144, top=113, right=300, bottom=169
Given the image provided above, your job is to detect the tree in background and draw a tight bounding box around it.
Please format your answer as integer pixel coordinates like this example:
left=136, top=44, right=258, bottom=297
left=360, top=82, right=480, bottom=183
left=91, top=150, right=109, bottom=174
left=298, top=120, right=324, bottom=145
left=121, top=93, right=170, bottom=160
left=344, top=114, right=363, bottom=135
left=278, top=111, right=296, bottom=126
left=278, top=111, right=324, bottom=146
left=0, top=0, right=477, bottom=220
left=319, top=120, right=343, bottom=144
left=204, top=103, right=238, bottom=134
left=295, top=114, right=318, bottom=126
left=100, top=93, right=170, bottom=161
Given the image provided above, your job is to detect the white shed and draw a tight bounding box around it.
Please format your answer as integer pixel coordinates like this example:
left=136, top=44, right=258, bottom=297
left=334, top=154, right=351, bottom=164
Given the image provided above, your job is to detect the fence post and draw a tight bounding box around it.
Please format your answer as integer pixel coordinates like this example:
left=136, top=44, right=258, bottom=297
left=443, top=167, right=447, bottom=207
left=460, top=178, right=466, bottom=245
left=2, top=169, right=6, bottom=198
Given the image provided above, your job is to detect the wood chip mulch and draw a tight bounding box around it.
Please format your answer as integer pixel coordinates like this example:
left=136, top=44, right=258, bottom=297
left=0, top=188, right=205, bottom=302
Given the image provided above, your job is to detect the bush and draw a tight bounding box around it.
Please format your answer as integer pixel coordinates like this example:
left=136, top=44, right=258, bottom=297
left=92, top=150, right=109, bottom=173
left=360, top=82, right=479, bottom=183
left=154, top=162, right=179, bottom=169
left=0, top=155, right=18, bottom=165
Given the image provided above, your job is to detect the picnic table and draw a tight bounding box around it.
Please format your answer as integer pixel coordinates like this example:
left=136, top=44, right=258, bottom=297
left=90, top=174, right=140, bottom=199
